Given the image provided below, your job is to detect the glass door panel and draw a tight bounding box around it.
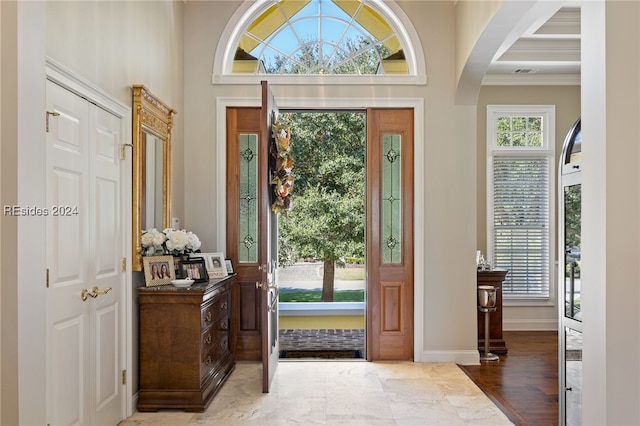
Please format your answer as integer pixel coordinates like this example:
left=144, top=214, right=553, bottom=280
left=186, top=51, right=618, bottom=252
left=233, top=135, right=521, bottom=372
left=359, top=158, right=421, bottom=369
left=564, top=184, right=581, bottom=321
left=382, top=133, right=402, bottom=264
left=238, top=133, right=259, bottom=263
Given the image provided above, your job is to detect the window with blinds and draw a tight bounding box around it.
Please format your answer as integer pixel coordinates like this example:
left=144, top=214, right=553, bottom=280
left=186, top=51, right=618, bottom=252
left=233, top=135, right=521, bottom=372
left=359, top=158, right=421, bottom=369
left=492, top=157, right=550, bottom=296
left=487, top=106, right=555, bottom=300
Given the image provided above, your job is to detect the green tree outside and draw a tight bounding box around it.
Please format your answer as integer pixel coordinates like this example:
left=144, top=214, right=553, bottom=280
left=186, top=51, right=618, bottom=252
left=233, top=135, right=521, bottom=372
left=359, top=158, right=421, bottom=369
left=278, top=111, right=365, bottom=302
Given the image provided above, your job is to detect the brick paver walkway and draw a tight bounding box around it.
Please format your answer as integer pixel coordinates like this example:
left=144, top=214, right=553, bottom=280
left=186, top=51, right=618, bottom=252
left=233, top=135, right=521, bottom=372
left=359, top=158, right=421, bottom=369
left=279, top=329, right=365, bottom=354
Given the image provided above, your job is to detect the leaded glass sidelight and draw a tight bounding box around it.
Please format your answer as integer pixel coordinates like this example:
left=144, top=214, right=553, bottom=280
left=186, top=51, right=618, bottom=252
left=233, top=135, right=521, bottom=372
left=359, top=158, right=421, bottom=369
left=382, top=134, right=402, bottom=263
left=238, top=134, right=259, bottom=263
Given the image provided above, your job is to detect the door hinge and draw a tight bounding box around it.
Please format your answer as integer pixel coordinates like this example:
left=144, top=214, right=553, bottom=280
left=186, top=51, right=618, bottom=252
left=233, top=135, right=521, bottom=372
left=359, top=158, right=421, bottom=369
left=45, top=111, right=60, bottom=133
left=46, top=268, right=50, bottom=288
left=119, top=143, right=133, bottom=160
left=122, top=369, right=127, bottom=385
left=121, top=257, right=127, bottom=272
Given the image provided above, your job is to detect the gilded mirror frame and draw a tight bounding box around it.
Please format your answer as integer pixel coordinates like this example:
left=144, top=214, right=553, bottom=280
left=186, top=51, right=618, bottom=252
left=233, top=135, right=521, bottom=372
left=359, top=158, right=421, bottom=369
left=132, top=85, right=175, bottom=271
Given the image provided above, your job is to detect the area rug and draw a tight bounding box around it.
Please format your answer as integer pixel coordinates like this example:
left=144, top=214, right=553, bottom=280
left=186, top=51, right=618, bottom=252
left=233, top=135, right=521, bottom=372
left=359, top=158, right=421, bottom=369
left=279, top=349, right=363, bottom=359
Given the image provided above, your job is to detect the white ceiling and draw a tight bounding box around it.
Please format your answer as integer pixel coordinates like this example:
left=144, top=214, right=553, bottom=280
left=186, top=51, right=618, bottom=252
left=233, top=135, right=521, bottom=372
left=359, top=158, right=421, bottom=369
left=482, top=6, right=581, bottom=85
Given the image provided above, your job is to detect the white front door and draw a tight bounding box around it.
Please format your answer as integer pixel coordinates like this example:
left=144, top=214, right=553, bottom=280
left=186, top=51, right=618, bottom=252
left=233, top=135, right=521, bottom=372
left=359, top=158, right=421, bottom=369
left=45, top=80, right=125, bottom=425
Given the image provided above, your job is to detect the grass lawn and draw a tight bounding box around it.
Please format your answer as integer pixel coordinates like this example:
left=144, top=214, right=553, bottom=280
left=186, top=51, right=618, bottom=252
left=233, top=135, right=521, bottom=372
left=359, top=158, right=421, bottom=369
left=279, top=289, right=364, bottom=302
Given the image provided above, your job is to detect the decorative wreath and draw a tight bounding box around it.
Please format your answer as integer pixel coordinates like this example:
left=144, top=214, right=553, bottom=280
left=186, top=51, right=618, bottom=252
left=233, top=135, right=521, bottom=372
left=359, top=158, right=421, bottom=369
left=270, top=120, right=294, bottom=214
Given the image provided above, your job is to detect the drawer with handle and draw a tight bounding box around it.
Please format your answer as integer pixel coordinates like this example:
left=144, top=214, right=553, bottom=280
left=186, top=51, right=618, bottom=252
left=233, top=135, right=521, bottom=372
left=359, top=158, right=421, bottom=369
left=201, top=315, right=230, bottom=354
left=201, top=292, right=230, bottom=328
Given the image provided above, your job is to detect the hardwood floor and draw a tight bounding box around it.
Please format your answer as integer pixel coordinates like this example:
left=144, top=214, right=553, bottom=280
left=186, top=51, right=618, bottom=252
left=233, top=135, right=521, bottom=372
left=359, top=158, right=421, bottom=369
left=460, top=331, right=559, bottom=426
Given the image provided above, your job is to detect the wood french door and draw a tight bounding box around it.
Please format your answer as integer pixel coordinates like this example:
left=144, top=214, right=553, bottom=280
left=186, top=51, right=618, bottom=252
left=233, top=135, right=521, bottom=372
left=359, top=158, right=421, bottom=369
left=45, top=79, right=125, bottom=425
left=227, top=101, right=414, bottom=365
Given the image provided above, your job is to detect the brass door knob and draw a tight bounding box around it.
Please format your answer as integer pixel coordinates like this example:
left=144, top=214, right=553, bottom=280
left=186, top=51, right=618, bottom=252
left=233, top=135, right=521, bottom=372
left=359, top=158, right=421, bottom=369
left=81, top=288, right=98, bottom=301
left=92, top=286, right=112, bottom=296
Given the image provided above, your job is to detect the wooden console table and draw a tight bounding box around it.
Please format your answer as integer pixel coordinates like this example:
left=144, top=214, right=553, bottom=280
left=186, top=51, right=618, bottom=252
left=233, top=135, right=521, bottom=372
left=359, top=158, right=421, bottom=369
left=477, top=269, right=508, bottom=354
left=138, top=275, right=236, bottom=412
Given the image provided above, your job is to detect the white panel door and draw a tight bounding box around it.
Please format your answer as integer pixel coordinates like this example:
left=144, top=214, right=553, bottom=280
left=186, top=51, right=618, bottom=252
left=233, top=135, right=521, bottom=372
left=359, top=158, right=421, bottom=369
left=90, top=106, right=124, bottom=426
left=46, top=80, right=124, bottom=426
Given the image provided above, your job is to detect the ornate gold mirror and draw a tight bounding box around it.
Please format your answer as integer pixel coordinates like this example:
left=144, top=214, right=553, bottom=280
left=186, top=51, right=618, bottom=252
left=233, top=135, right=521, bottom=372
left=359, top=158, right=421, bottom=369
left=132, top=85, right=175, bottom=271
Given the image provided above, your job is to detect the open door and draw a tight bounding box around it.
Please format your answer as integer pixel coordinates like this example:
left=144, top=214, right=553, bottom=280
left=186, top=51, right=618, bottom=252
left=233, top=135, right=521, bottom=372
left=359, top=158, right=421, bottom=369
left=559, top=117, right=582, bottom=425
left=260, top=80, right=280, bottom=392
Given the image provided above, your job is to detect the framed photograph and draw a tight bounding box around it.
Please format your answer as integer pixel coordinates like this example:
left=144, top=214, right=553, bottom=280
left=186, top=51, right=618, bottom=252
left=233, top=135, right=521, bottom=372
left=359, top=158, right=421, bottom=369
left=225, top=259, right=234, bottom=274
left=179, top=257, right=209, bottom=283
left=193, top=252, right=228, bottom=278
left=190, top=252, right=214, bottom=270
left=143, top=255, right=176, bottom=287
left=209, top=252, right=228, bottom=278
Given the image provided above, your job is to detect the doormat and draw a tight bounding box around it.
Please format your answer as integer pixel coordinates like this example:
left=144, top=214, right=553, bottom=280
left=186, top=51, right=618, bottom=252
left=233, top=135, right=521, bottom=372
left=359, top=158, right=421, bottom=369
left=279, top=350, right=363, bottom=359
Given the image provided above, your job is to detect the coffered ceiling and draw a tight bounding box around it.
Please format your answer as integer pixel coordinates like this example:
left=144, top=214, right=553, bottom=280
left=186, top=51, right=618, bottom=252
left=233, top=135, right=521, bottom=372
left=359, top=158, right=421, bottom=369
left=482, top=6, right=581, bottom=85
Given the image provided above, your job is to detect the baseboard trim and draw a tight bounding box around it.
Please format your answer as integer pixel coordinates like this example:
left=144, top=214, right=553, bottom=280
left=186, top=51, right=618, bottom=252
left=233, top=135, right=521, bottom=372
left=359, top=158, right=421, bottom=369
left=503, top=319, right=558, bottom=331
left=419, top=350, right=480, bottom=365
left=130, top=391, right=138, bottom=417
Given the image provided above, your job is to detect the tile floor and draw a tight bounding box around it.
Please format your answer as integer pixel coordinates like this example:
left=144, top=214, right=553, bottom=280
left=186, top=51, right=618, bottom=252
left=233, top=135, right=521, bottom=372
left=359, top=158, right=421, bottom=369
left=121, top=361, right=513, bottom=426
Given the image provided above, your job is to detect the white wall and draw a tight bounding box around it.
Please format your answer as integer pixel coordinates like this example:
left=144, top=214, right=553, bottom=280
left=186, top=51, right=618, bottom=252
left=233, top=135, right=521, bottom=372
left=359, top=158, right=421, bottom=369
left=0, top=1, right=20, bottom=424
left=184, top=0, right=479, bottom=362
left=45, top=1, right=186, bottom=221
left=4, top=2, right=185, bottom=424
left=582, top=1, right=640, bottom=424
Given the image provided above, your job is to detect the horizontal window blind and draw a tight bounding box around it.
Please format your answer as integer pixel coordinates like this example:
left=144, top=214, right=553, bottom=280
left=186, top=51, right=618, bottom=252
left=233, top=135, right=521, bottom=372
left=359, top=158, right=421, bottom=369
left=492, top=156, right=550, bottom=296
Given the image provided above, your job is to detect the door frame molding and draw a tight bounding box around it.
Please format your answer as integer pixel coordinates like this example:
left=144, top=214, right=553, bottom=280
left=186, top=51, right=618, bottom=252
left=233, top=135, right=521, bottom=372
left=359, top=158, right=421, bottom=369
left=216, top=96, right=425, bottom=361
left=44, top=58, right=133, bottom=418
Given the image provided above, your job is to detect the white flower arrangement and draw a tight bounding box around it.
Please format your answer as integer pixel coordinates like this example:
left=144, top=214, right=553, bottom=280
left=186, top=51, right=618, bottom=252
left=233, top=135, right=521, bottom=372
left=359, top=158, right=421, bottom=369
left=141, top=228, right=202, bottom=256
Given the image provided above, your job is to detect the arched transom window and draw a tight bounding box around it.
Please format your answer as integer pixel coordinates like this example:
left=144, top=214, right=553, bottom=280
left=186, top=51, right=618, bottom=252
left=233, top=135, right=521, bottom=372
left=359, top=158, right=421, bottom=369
left=233, top=0, right=409, bottom=75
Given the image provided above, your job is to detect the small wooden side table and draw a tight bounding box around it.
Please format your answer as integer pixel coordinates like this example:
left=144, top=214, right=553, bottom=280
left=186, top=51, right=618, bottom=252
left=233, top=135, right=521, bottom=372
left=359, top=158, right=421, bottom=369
left=477, top=269, right=508, bottom=354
